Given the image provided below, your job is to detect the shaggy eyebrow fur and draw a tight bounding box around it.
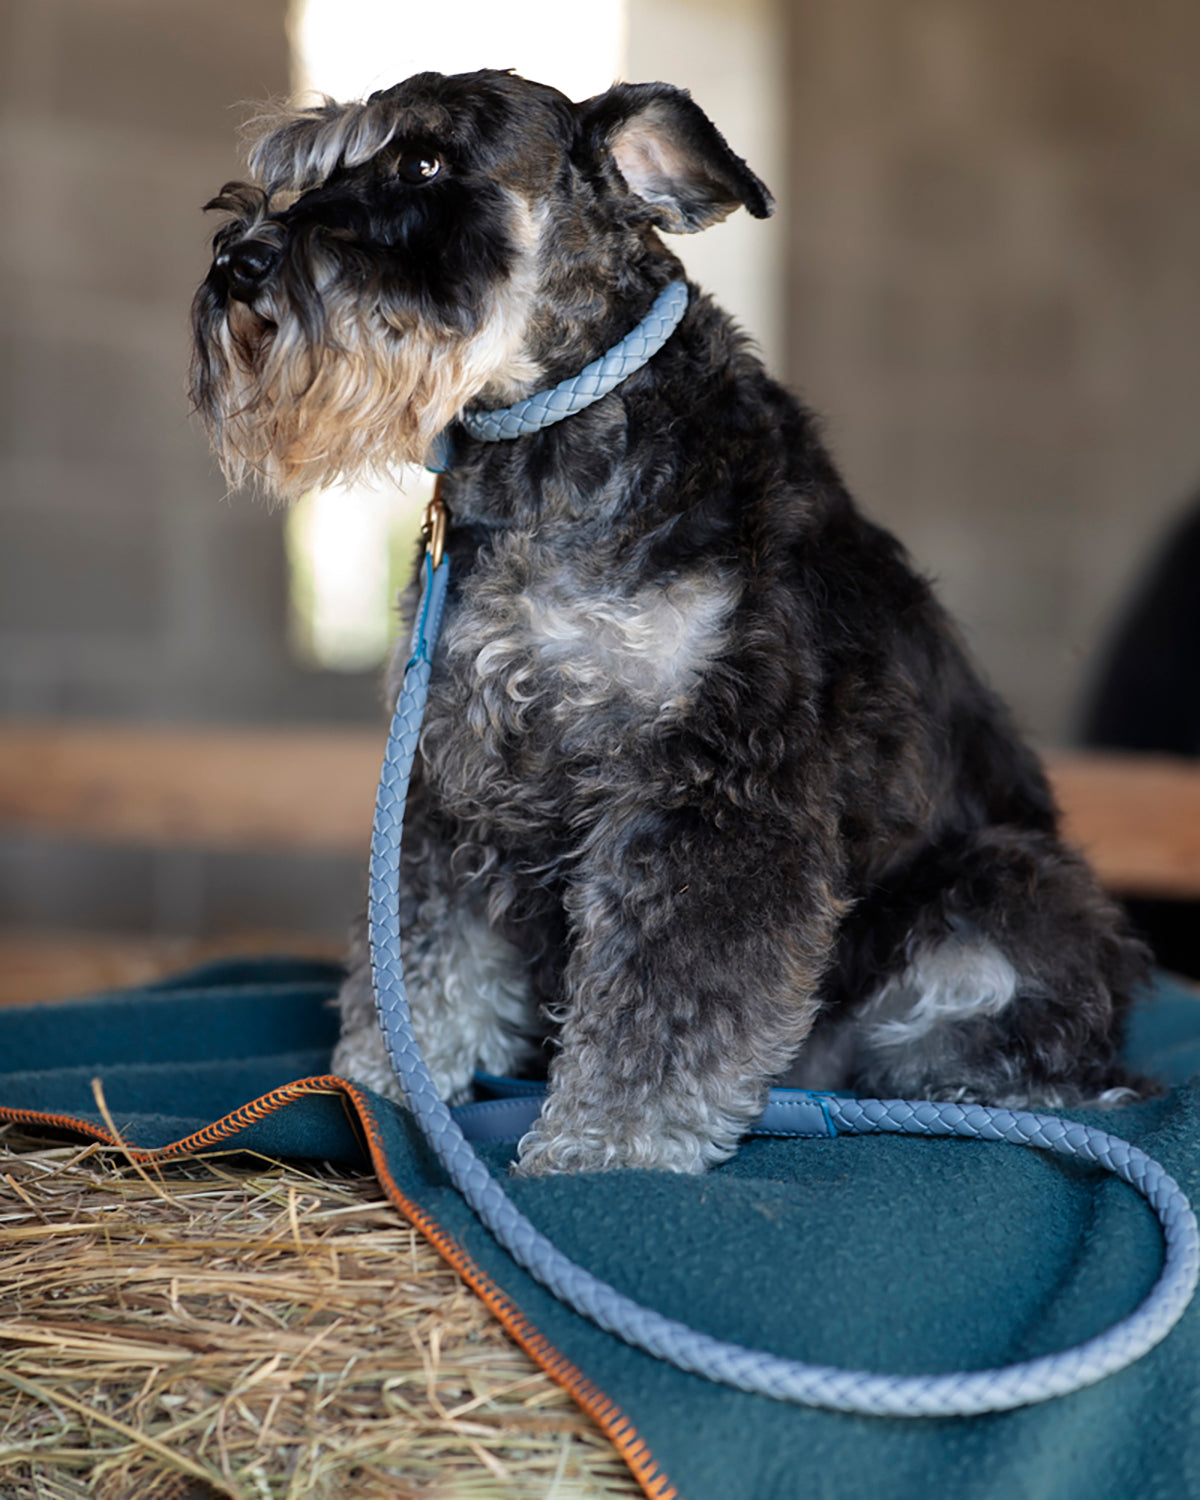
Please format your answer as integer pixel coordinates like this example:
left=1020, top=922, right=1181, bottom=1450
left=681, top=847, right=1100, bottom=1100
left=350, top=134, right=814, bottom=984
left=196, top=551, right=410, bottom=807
left=248, top=70, right=578, bottom=195
left=248, top=97, right=411, bottom=189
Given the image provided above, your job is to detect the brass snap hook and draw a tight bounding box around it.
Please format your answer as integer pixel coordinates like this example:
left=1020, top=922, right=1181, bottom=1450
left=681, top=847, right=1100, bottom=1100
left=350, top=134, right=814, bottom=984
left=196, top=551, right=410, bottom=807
left=421, top=478, right=448, bottom=570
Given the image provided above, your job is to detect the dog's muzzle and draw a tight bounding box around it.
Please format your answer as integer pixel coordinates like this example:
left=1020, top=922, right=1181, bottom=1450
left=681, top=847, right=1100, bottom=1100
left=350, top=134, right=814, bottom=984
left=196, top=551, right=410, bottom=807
left=213, top=238, right=279, bottom=304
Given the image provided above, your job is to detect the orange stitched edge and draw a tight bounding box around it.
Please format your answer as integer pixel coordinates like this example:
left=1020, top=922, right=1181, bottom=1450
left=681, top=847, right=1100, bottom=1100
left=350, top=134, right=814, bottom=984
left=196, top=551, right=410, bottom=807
left=0, top=1077, right=347, bottom=1159
left=0, top=1081, right=680, bottom=1500
left=338, top=1081, right=680, bottom=1500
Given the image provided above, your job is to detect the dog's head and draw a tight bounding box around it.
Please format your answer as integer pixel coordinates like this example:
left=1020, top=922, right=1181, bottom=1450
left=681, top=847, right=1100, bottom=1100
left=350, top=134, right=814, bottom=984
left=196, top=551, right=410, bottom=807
left=190, top=69, right=772, bottom=502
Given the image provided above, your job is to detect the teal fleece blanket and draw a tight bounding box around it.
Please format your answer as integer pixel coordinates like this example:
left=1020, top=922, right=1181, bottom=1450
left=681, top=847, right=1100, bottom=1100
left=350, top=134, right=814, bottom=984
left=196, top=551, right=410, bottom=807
left=2, top=957, right=1198, bottom=1500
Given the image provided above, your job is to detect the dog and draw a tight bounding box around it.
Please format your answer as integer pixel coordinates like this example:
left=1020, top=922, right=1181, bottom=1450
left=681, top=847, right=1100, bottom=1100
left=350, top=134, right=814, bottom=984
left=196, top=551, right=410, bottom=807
left=191, top=69, right=1151, bottom=1176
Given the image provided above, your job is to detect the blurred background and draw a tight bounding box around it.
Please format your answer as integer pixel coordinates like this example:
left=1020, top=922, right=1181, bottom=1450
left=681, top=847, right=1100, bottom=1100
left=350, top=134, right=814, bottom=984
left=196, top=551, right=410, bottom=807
left=2, top=0, right=1199, bottom=994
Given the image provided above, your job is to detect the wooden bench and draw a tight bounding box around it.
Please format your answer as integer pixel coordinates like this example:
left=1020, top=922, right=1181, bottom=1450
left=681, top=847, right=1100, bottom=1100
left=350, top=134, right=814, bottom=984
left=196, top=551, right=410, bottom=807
left=2, top=723, right=1199, bottom=1003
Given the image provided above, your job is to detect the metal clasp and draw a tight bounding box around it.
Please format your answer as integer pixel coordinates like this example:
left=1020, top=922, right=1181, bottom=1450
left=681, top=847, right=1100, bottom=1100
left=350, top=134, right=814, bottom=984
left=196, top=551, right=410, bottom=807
left=421, top=479, right=448, bottom=570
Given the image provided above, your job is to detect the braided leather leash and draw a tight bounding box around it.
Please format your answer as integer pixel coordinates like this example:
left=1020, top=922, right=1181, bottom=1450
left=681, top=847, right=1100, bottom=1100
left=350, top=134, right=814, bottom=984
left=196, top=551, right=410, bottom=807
left=460, top=280, right=689, bottom=441
left=368, top=545, right=1198, bottom=1416
left=424, top=279, right=689, bottom=474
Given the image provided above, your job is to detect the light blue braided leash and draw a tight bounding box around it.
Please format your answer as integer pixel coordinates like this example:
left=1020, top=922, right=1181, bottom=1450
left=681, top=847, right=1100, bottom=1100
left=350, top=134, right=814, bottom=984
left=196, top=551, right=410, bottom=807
left=425, top=279, right=689, bottom=471
left=462, top=280, right=689, bottom=441
left=368, top=287, right=1198, bottom=1415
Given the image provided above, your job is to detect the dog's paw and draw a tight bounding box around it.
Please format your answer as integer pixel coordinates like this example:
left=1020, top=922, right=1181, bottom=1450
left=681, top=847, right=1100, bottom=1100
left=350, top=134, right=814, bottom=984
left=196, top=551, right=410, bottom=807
left=511, top=1126, right=612, bottom=1176
left=511, top=1120, right=712, bottom=1176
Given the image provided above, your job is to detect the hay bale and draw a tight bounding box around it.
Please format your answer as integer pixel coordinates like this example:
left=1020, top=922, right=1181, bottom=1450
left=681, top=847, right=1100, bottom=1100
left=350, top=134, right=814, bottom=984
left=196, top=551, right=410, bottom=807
left=0, top=1125, right=641, bottom=1499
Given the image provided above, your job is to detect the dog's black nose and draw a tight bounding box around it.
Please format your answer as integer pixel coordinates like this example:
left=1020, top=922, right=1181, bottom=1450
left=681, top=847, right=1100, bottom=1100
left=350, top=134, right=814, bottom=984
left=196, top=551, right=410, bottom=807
left=214, top=239, right=278, bottom=302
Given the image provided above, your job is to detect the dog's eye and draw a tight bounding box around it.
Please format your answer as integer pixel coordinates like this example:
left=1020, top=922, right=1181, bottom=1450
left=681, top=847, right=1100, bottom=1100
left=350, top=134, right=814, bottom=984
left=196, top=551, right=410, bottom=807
left=395, top=153, right=441, bottom=185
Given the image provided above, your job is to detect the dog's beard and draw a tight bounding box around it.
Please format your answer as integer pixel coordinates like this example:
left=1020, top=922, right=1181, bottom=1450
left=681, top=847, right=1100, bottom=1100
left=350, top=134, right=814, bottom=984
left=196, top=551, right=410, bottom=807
left=192, top=242, right=542, bottom=504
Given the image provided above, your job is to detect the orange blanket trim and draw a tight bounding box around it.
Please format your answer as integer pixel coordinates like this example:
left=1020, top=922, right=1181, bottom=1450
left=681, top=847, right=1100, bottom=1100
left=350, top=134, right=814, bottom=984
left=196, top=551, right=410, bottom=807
left=0, top=1078, right=679, bottom=1500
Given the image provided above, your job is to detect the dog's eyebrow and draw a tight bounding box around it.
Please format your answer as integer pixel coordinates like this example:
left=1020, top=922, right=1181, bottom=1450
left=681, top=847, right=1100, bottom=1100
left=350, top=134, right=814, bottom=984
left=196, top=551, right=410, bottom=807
left=248, top=98, right=453, bottom=191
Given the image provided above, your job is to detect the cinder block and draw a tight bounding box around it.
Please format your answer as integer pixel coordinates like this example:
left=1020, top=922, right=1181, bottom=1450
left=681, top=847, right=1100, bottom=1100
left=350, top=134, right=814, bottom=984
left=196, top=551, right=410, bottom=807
left=200, top=851, right=365, bottom=939
left=0, top=836, right=157, bottom=931
left=52, top=0, right=290, bottom=144
left=0, top=477, right=162, bottom=634
left=784, top=0, right=1200, bottom=745
left=206, top=509, right=290, bottom=650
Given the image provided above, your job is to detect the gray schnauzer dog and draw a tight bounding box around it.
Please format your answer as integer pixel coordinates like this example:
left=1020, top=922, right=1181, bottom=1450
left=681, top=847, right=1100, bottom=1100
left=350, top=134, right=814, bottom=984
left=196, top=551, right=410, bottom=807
left=191, top=69, right=1150, bottom=1175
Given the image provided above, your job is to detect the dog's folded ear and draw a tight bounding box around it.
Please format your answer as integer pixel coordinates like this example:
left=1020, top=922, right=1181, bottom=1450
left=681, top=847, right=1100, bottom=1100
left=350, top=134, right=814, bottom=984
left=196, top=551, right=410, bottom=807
left=577, top=82, right=775, bottom=233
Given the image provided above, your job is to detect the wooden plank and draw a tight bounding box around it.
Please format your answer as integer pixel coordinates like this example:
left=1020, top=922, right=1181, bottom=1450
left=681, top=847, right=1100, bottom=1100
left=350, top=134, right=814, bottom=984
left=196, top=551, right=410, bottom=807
left=1045, top=751, right=1200, bottom=899
left=0, top=930, right=343, bottom=1007
left=0, top=724, right=383, bottom=856
left=1, top=724, right=1199, bottom=896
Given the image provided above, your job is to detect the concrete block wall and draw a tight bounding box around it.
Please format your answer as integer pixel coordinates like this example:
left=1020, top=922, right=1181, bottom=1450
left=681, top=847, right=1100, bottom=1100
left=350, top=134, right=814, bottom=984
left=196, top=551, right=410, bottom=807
left=0, top=0, right=369, bottom=942
left=782, top=0, right=1200, bottom=745
left=4, top=0, right=1200, bottom=945
left=0, top=0, right=377, bottom=727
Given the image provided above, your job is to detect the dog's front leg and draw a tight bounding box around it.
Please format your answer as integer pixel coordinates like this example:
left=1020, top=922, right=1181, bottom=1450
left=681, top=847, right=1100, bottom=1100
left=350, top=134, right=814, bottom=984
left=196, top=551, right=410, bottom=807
left=515, top=810, right=843, bottom=1175
left=331, top=778, right=536, bottom=1106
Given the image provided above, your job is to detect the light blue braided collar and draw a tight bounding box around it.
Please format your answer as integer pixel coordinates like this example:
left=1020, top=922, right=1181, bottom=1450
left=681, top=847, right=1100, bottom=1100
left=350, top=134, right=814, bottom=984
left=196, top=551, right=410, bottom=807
left=426, top=279, right=688, bottom=473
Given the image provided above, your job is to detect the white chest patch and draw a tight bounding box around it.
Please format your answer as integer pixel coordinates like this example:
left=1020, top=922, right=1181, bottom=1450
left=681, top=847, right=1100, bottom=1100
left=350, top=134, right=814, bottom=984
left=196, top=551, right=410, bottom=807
left=449, top=551, right=740, bottom=725
left=525, top=571, right=738, bottom=712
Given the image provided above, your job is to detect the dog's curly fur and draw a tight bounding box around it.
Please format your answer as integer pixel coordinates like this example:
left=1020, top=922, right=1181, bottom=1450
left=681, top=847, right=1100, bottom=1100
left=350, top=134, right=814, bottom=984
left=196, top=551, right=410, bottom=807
left=191, top=69, right=1151, bottom=1175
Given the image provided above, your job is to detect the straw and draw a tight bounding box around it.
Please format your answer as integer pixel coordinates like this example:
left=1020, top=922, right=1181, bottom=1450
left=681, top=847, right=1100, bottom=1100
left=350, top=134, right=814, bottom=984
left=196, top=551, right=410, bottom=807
left=0, top=1123, right=640, bottom=1500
